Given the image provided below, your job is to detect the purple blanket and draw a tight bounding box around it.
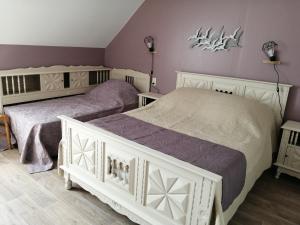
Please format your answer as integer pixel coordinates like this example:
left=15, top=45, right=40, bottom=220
left=5, top=80, right=139, bottom=173
left=88, top=114, right=246, bottom=210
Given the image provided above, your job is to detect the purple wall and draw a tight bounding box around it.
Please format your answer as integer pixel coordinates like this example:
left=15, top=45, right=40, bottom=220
left=0, top=44, right=105, bottom=70
left=105, top=0, right=300, bottom=121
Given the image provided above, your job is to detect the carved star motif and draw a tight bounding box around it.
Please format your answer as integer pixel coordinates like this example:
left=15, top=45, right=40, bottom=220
left=72, top=73, right=87, bottom=88
left=147, top=168, right=190, bottom=224
left=43, top=73, right=64, bottom=90
left=72, top=134, right=95, bottom=173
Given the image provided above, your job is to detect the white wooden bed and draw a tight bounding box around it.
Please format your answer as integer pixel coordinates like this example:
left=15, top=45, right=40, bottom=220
left=58, top=72, right=291, bottom=225
left=0, top=65, right=150, bottom=112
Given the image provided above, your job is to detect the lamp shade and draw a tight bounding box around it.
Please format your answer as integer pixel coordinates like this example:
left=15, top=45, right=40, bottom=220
left=144, top=36, right=155, bottom=52
left=262, top=41, right=278, bottom=61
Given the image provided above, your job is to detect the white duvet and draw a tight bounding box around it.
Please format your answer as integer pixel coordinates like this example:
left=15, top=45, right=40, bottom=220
left=127, top=88, right=278, bottom=224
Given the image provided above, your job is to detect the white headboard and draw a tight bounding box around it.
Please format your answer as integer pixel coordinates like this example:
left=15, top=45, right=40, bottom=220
left=0, top=65, right=150, bottom=112
left=111, top=68, right=150, bottom=93
left=176, top=71, right=292, bottom=126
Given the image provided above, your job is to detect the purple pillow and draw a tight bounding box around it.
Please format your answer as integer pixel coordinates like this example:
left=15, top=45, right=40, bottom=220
left=86, top=79, right=139, bottom=106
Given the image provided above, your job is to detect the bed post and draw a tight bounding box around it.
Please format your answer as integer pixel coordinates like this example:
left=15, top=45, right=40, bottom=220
left=64, top=173, right=72, bottom=190
left=214, top=182, right=225, bottom=225
left=0, top=76, right=3, bottom=114
left=59, top=116, right=73, bottom=190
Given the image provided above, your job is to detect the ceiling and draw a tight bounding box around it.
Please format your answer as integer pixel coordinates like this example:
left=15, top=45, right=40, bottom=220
left=0, top=0, right=144, bottom=48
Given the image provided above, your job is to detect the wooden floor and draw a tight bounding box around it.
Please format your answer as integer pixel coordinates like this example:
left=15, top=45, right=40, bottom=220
left=0, top=150, right=299, bottom=225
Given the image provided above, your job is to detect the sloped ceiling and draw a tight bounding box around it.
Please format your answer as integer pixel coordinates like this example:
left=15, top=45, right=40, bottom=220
left=0, top=0, right=144, bottom=48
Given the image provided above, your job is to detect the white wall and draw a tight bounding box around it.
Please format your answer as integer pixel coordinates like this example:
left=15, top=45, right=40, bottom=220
left=0, top=0, right=144, bottom=48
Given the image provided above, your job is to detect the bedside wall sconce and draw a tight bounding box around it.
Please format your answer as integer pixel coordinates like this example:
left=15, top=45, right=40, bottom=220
left=262, top=41, right=278, bottom=61
left=144, top=36, right=156, bottom=92
left=144, top=36, right=155, bottom=53
left=262, top=40, right=283, bottom=121
left=262, top=41, right=280, bottom=64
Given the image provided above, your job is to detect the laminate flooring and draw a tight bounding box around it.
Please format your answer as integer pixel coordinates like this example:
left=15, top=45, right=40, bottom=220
left=0, top=150, right=299, bottom=225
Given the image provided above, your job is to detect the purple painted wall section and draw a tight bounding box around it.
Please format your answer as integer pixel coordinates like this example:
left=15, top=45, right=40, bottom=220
left=0, top=44, right=105, bottom=70
left=105, top=0, right=300, bottom=121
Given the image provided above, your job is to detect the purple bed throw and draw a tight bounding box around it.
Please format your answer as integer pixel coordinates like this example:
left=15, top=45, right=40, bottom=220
left=89, top=114, right=246, bottom=210
left=4, top=80, right=139, bottom=173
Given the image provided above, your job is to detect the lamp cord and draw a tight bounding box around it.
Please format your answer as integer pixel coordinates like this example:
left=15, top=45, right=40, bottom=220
left=150, top=52, right=160, bottom=93
left=273, top=64, right=283, bottom=122
left=149, top=52, right=154, bottom=92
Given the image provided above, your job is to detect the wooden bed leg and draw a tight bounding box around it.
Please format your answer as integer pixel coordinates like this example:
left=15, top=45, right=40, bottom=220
left=64, top=173, right=72, bottom=190
left=0, top=114, right=12, bottom=150
left=210, top=202, right=216, bottom=225
left=214, top=183, right=225, bottom=225
left=275, top=168, right=281, bottom=179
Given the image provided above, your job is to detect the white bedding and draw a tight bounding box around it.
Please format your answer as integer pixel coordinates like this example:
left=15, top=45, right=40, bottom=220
left=126, top=88, right=277, bottom=224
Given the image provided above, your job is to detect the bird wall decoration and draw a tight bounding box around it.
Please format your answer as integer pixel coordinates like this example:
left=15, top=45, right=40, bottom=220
left=188, top=26, right=243, bottom=52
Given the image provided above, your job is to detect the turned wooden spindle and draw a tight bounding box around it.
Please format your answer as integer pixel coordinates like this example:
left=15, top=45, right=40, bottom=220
left=107, top=157, right=112, bottom=174
left=112, top=159, right=117, bottom=177
left=119, top=162, right=124, bottom=181
left=124, top=165, right=129, bottom=184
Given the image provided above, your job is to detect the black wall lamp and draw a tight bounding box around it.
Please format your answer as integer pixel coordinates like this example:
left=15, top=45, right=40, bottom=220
left=262, top=41, right=280, bottom=64
left=262, top=40, right=283, bottom=121
left=144, top=36, right=155, bottom=53
left=144, top=36, right=156, bottom=92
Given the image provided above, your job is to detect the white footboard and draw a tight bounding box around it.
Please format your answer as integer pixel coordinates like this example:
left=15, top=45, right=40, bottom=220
left=58, top=115, right=224, bottom=225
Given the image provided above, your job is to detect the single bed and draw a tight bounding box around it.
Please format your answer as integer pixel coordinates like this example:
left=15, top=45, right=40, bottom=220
left=58, top=72, right=291, bottom=225
left=0, top=66, right=150, bottom=173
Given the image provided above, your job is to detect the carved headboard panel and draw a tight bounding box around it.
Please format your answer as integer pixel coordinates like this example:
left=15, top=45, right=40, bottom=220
left=176, top=71, right=292, bottom=126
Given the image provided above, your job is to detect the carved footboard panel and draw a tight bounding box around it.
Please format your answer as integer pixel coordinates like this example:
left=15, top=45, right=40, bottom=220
left=59, top=116, right=223, bottom=225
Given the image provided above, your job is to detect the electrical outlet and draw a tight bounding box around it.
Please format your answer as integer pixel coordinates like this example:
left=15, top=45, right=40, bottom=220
left=152, top=77, right=157, bottom=86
